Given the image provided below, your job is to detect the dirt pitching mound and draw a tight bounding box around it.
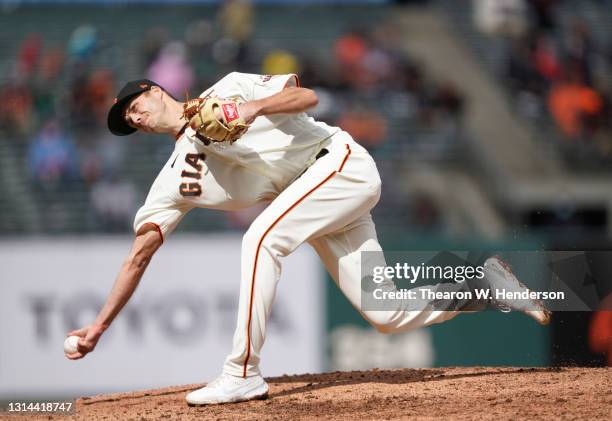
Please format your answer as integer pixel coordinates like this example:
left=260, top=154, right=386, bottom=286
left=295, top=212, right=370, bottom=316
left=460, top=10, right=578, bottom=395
left=28, top=367, right=612, bottom=420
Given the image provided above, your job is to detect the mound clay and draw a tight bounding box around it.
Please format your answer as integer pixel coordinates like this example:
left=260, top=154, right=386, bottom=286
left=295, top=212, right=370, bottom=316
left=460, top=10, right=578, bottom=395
left=18, top=367, right=612, bottom=420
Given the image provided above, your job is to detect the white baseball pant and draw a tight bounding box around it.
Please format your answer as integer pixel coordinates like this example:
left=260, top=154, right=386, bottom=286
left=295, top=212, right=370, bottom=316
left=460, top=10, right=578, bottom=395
left=223, top=133, right=465, bottom=378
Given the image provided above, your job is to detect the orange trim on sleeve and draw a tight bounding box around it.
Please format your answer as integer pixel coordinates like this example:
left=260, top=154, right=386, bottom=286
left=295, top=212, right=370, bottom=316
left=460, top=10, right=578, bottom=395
left=242, top=144, right=351, bottom=377
left=139, top=222, right=164, bottom=244
left=282, top=74, right=300, bottom=89
left=152, top=223, right=164, bottom=244
left=292, top=74, right=301, bottom=88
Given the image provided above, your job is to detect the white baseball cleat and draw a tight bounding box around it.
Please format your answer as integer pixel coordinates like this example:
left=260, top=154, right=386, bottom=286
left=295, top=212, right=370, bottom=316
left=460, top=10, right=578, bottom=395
left=186, top=373, right=269, bottom=406
left=483, top=256, right=552, bottom=325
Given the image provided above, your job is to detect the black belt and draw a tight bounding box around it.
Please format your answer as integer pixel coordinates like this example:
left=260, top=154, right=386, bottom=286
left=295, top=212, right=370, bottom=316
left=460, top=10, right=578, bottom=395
left=315, top=148, right=329, bottom=160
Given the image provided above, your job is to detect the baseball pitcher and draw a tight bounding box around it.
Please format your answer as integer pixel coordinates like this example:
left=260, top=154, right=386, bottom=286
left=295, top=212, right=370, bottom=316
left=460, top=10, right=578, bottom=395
left=66, top=73, right=551, bottom=405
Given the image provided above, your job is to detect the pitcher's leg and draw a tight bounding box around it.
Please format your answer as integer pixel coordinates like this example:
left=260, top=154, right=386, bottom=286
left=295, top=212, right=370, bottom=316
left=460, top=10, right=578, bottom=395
left=309, top=214, right=482, bottom=334
left=224, top=142, right=380, bottom=377
left=222, top=228, right=281, bottom=377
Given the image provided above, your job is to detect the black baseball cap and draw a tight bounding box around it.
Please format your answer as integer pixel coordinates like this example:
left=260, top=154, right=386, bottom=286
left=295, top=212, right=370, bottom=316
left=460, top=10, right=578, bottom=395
left=107, top=79, right=160, bottom=136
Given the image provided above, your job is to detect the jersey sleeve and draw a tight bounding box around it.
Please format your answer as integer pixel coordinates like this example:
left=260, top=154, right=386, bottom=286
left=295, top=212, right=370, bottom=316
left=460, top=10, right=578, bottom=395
left=219, top=72, right=300, bottom=102
left=133, top=179, right=190, bottom=242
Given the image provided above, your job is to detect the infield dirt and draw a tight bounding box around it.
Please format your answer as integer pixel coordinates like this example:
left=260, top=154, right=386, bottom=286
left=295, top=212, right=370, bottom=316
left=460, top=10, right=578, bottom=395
left=12, top=366, right=612, bottom=420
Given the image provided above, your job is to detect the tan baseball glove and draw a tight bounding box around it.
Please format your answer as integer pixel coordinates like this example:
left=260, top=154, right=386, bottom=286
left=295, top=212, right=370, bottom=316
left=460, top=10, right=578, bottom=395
left=182, top=96, right=249, bottom=144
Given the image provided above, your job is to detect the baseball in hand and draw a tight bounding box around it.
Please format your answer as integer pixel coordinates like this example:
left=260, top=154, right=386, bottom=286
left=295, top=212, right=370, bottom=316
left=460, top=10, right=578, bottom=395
left=64, top=336, right=80, bottom=354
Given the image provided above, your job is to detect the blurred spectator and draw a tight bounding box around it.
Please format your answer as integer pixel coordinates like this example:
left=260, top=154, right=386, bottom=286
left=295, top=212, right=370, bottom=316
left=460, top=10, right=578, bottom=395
left=212, top=37, right=242, bottom=67
left=32, top=47, right=65, bottom=122
left=27, top=120, right=79, bottom=187
left=563, top=18, right=594, bottom=82
left=533, top=34, right=561, bottom=82
left=262, top=50, right=300, bottom=75
left=507, top=38, right=542, bottom=94
left=68, top=68, right=115, bottom=130
left=337, top=111, right=388, bottom=149
left=334, top=30, right=386, bottom=89
left=370, top=22, right=403, bottom=54
left=147, top=42, right=194, bottom=98
left=17, top=33, right=42, bottom=80
left=0, top=82, right=33, bottom=136
left=411, top=192, right=442, bottom=231
left=334, top=31, right=368, bottom=68
left=589, top=293, right=612, bottom=366
left=218, top=0, right=253, bottom=43
left=398, top=60, right=426, bottom=101
left=38, top=47, right=65, bottom=82
left=216, top=0, right=253, bottom=68
left=80, top=132, right=127, bottom=185
left=67, top=24, right=98, bottom=61
left=473, top=0, right=528, bottom=38
left=526, top=0, right=559, bottom=32
left=422, top=82, right=464, bottom=126
left=185, top=20, right=217, bottom=79
left=300, top=59, right=337, bottom=90
left=360, top=43, right=395, bottom=87
left=548, top=62, right=602, bottom=139
left=69, top=70, right=93, bottom=129
left=185, top=20, right=214, bottom=62
left=87, top=69, right=115, bottom=126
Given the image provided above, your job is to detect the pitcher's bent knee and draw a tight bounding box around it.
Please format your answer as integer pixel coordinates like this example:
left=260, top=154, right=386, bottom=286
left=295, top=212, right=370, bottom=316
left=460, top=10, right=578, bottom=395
left=242, top=225, right=263, bottom=251
left=242, top=224, right=292, bottom=258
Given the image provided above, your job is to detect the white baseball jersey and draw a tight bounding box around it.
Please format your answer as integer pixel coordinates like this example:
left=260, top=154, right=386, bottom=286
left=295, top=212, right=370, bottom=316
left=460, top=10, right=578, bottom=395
left=133, top=72, right=339, bottom=239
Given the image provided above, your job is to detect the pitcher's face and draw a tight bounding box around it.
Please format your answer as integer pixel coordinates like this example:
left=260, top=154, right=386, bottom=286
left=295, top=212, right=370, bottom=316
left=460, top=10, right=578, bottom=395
left=124, top=87, right=166, bottom=133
